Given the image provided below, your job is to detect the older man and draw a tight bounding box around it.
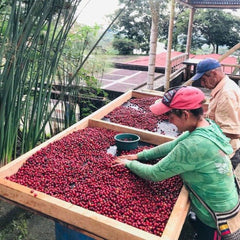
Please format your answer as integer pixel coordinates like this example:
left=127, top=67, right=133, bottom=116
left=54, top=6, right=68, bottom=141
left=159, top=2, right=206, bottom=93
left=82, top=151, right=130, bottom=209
left=192, top=58, right=240, bottom=169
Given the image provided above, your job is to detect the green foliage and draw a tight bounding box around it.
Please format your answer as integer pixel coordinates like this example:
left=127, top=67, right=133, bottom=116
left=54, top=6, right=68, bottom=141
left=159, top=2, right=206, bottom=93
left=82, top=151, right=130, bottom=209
left=76, top=70, right=109, bottom=119
left=173, top=7, right=206, bottom=52
left=0, top=0, right=81, bottom=163
left=0, top=212, right=29, bottom=240
left=194, top=9, right=240, bottom=53
left=112, top=0, right=169, bottom=54
left=173, top=7, right=240, bottom=54
left=63, top=24, right=100, bottom=65
left=112, top=37, right=138, bottom=55
left=11, top=218, right=28, bottom=240
left=112, top=1, right=240, bottom=54
left=48, top=23, right=110, bottom=133
left=97, top=30, right=119, bottom=55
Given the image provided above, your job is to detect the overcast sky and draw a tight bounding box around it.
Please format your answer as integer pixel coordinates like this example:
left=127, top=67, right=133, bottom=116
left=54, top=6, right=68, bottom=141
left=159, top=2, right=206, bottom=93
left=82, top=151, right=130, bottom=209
left=75, top=1, right=240, bottom=27
left=76, top=0, right=120, bottom=26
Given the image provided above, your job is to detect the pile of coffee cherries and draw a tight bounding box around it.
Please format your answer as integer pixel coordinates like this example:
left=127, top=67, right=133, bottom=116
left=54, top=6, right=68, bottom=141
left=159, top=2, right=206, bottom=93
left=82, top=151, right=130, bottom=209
left=7, top=127, right=182, bottom=236
left=105, top=97, right=171, bottom=134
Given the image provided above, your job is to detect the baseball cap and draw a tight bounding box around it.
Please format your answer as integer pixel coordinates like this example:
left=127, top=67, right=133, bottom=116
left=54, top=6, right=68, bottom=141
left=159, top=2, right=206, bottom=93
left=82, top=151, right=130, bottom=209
left=192, top=58, right=221, bottom=81
left=150, top=86, right=205, bottom=115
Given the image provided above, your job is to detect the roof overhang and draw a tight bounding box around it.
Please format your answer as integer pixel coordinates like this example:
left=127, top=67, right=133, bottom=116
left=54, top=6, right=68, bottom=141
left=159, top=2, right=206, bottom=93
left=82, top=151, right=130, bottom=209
left=177, top=0, right=240, bottom=9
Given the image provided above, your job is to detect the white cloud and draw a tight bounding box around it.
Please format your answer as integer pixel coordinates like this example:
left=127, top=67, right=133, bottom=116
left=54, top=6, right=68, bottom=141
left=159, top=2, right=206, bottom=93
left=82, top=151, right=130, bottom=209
left=76, top=0, right=119, bottom=26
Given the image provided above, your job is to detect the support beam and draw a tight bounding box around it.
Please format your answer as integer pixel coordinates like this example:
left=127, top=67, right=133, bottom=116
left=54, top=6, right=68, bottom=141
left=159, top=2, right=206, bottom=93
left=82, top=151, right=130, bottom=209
left=164, top=0, right=176, bottom=91
left=186, top=7, right=195, bottom=58
left=147, top=0, right=160, bottom=90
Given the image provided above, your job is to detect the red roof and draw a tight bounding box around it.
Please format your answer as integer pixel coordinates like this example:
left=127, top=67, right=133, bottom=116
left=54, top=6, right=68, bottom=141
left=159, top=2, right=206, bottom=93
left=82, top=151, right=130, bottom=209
left=192, top=54, right=237, bottom=74
left=125, top=51, right=238, bottom=74
left=126, top=51, right=186, bottom=68
left=191, top=53, right=237, bottom=65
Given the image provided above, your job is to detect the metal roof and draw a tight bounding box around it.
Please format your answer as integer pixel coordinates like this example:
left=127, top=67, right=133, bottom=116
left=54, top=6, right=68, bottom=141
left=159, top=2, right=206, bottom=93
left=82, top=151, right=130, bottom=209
left=178, top=0, right=240, bottom=8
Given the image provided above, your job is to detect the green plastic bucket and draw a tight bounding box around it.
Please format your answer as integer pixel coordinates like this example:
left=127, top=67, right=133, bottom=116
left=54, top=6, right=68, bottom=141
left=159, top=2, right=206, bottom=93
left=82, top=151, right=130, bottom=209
left=114, top=133, right=140, bottom=151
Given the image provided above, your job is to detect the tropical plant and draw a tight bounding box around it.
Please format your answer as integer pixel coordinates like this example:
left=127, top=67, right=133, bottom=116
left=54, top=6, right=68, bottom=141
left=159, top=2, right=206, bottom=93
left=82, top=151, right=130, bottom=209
left=47, top=24, right=103, bottom=133
left=53, top=0, right=134, bottom=129
left=0, top=0, right=81, bottom=164
left=0, top=0, right=133, bottom=165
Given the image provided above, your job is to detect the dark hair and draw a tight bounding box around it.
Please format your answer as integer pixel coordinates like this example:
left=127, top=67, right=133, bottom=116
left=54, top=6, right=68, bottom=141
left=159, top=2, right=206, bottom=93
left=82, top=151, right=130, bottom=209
left=170, top=107, right=203, bottom=118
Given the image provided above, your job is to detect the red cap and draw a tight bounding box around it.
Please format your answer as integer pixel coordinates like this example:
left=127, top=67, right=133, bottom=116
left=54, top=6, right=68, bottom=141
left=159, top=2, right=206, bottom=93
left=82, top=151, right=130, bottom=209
left=150, top=86, right=205, bottom=115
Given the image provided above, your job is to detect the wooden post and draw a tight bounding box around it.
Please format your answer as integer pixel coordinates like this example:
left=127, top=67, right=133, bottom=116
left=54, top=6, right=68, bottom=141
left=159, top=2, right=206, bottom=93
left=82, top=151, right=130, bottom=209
left=186, top=7, right=195, bottom=58
left=218, top=43, right=240, bottom=62
left=184, top=7, right=195, bottom=81
left=164, top=0, right=176, bottom=91
left=147, top=0, right=160, bottom=90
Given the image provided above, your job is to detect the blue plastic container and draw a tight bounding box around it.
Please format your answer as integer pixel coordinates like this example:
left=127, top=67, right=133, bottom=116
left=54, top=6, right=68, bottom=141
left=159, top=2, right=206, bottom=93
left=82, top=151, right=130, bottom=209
left=55, top=222, right=94, bottom=240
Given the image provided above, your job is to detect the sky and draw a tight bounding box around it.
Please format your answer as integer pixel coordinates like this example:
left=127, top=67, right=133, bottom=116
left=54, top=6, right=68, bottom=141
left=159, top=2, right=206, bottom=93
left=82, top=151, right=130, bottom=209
left=76, top=1, right=240, bottom=27
left=76, top=0, right=120, bottom=26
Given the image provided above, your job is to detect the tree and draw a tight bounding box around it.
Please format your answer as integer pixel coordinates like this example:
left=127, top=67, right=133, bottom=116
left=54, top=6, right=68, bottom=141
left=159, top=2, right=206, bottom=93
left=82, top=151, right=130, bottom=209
left=173, top=8, right=240, bottom=54
left=112, top=37, right=138, bottom=54
left=112, top=0, right=169, bottom=54
left=194, top=9, right=240, bottom=54
left=173, top=7, right=206, bottom=52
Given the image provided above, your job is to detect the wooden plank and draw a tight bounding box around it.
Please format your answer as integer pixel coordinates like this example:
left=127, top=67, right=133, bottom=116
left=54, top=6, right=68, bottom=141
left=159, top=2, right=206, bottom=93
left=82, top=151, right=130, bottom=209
left=186, top=8, right=195, bottom=57
left=132, top=90, right=164, bottom=98
left=161, top=186, right=189, bottom=240
left=218, top=43, right=240, bottom=62
left=89, top=119, right=175, bottom=145
left=0, top=179, right=161, bottom=240
left=165, top=0, right=176, bottom=90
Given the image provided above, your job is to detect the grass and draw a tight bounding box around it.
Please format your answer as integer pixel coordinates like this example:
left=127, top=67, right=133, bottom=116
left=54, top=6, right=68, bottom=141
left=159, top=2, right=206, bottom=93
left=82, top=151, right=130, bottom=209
left=0, top=207, right=29, bottom=240
left=0, top=200, right=55, bottom=240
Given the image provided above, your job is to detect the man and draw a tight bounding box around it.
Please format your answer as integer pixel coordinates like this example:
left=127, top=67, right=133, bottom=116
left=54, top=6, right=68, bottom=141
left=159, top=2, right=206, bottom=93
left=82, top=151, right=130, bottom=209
left=192, top=58, right=240, bottom=169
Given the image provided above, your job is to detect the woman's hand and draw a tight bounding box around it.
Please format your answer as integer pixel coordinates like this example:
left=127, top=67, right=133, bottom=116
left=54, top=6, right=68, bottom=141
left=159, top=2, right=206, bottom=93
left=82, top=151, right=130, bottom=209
left=112, top=154, right=138, bottom=167
left=117, top=154, right=138, bottom=160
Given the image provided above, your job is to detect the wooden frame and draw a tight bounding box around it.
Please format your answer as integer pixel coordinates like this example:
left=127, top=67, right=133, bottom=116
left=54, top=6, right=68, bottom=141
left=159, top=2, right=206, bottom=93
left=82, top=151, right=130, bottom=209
left=0, top=90, right=190, bottom=240
left=177, top=0, right=240, bottom=9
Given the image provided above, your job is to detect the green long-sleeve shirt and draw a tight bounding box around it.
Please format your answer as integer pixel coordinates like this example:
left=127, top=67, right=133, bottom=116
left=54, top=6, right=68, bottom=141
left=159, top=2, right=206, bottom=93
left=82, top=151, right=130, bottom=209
left=126, top=119, right=239, bottom=228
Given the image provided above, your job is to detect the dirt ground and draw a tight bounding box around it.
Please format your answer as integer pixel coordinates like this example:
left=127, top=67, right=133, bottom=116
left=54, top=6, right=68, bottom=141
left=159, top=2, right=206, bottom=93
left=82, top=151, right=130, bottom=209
left=0, top=199, right=55, bottom=240
left=0, top=198, right=194, bottom=240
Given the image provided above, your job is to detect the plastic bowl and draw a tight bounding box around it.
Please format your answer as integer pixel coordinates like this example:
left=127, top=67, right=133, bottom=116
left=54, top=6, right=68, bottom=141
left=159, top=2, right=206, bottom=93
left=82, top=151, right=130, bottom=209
left=114, top=133, right=140, bottom=151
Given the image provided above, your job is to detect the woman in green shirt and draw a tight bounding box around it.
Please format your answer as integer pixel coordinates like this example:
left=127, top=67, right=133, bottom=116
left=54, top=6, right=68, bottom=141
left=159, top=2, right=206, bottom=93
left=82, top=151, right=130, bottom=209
left=113, top=86, right=239, bottom=240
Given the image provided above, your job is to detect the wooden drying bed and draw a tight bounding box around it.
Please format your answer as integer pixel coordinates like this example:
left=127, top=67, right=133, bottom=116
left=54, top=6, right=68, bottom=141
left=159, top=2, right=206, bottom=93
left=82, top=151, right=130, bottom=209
left=0, top=90, right=190, bottom=240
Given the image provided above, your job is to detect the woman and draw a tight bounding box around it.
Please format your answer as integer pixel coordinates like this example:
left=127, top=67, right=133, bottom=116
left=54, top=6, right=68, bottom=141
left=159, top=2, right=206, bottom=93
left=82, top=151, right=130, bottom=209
left=113, top=86, right=239, bottom=240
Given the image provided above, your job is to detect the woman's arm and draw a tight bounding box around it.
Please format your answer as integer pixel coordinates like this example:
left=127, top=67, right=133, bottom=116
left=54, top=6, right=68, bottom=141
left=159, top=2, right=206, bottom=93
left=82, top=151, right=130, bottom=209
left=137, top=131, right=189, bottom=161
